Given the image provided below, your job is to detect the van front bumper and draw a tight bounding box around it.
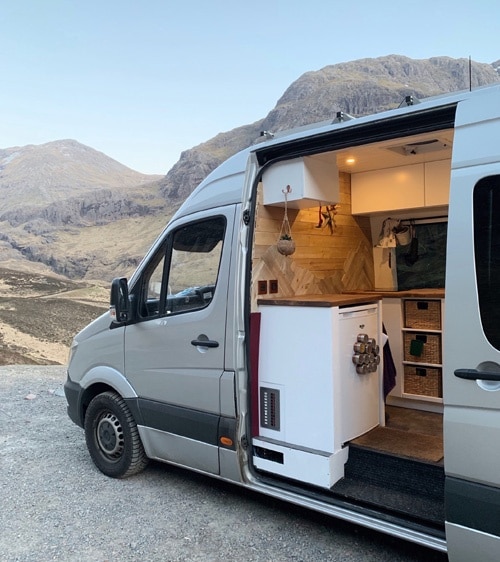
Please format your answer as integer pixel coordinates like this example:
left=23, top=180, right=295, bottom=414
left=64, top=375, right=84, bottom=428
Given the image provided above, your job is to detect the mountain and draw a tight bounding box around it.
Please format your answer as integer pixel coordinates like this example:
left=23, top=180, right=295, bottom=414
left=0, top=139, right=158, bottom=211
left=0, top=139, right=166, bottom=225
left=1, top=55, right=499, bottom=283
left=159, top=55, right=500, bottom=202
left=0, top=139, right=171, bottom=280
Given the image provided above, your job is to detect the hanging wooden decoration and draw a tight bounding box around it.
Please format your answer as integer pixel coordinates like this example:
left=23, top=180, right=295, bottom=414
left=277, top=185, right=296, bottom=256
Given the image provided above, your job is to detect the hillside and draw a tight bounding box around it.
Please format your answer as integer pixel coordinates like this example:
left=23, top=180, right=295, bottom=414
left=0, top=139, right=158, bottom=212
left=0, top=139, right=171, bottom=281
left=0, top=267, right=108, bottom=365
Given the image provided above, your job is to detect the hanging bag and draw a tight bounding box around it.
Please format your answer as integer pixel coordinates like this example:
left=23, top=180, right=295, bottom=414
left=394, top=222, right=411, bottom=246
left=405, top=222, right=419, bottom=266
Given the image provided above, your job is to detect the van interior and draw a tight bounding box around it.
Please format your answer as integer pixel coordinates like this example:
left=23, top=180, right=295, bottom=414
left=250, top=125, right=452, bottom=535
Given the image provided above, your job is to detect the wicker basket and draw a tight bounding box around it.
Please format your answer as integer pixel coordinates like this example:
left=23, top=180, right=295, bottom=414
left=403, top=332, right=442, bottom=364
left=404, top=365, right=442, bottom=398
left=404, top=300, right=441, bottom=330
left=277, top=238, right=296, bottom=256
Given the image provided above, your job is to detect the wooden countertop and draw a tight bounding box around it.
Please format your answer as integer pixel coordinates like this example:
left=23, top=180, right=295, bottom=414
left=257, top=288, right=444, bottom=308
left=350, top=288, right=445, bottom=299
left=257, top=294, right=382, bottom=308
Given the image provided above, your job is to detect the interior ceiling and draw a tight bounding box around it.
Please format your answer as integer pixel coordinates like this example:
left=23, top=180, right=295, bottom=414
left=331, top=128, right=454, bottom=174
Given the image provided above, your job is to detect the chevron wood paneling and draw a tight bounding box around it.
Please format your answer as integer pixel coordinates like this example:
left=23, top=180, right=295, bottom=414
left=251, top=172, right=374, bottom=309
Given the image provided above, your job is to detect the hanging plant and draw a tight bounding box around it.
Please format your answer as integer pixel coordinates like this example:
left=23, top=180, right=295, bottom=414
left=277, top=185, right=296, bottom=256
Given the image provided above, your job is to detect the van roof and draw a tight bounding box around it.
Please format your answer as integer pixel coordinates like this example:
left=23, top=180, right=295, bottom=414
left=173, top=84, right=500, bottom=219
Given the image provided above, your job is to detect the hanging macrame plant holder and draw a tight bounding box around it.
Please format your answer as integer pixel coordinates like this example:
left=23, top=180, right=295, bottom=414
left=277, top=185, right=296, bottom=256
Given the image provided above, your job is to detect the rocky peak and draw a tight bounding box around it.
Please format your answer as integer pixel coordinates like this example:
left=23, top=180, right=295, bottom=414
left=160, top=56, right=499, bottom=202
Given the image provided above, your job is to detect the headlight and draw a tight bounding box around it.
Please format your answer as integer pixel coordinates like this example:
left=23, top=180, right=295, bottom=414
left=67, top=339, right=78, bottom=367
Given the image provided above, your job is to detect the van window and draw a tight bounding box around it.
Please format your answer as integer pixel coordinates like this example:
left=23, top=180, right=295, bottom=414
left=138, top=217, right=226, bottom=319
left=474, top=175, right=500, bottom=349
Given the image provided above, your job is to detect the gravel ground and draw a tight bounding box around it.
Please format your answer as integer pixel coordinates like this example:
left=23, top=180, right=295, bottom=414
left=0, top=365, right=448, bottom=562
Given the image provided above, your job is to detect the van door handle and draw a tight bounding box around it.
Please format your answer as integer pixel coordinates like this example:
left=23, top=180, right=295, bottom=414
left=454, top=368, right=500, bottom=381
left=191, top=338, right=219, bottom=348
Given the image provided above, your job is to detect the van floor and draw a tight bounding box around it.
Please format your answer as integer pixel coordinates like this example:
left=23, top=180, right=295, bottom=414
left=352, top=405, right=443, bottom=463
left=331, top=405, right=445, bottom=528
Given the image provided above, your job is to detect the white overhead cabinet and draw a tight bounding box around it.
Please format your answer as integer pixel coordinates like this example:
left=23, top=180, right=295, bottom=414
left=424, top=160, right=451, bottom=207
left=351, top=160, right=450, bottom=214
left=262, top=155, right=340, bottom=208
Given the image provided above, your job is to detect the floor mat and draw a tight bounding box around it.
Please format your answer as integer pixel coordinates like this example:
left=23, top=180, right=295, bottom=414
left=351, top=426, right=443, bottom=463
left=386, top=405, right=443, bottom=437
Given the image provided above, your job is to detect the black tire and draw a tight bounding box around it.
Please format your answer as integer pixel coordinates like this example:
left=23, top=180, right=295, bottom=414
left=84, top=391, right=149, bottom=478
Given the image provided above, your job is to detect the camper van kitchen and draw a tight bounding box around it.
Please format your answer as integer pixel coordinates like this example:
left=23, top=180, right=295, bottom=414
left=65, top=84, right=500, bottom=561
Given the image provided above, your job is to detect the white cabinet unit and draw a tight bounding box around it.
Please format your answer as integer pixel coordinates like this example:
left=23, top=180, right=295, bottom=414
left=262, top=154, right=340, bottom=208
left=252, top=301, right=382, bottom=488
left=351, top=164, right=425, bottom=214
left=424, top=160, right=451, bottom=207
left=351, top=160, right=451, bottom=214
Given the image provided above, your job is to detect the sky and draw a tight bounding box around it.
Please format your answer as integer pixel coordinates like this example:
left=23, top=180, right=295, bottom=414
left=1, top=1, right=499, bottom=176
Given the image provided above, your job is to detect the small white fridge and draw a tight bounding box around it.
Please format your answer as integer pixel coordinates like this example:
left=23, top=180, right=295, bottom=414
left=253, top=300, right=382, bottom=488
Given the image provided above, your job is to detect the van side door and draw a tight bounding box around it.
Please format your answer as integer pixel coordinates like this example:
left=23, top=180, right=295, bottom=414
left=444, top=86, right=500, bottom=561
left=124, top=206, right=236, bottom=475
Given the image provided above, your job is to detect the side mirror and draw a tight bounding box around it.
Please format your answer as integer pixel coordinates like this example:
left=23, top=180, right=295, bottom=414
left=110, top=277, right=129, bottom=323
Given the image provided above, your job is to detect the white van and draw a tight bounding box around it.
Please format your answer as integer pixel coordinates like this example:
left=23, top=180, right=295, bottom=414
left=65, top=84, right=500, bottom=560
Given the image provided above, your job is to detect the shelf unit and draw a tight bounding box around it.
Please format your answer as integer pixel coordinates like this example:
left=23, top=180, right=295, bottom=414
left=383, top=296, right=445, bottom=409
left=401, top=298, right=444, bottom=403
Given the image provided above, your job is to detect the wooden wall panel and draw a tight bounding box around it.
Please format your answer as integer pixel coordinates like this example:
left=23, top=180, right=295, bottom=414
left=251, top=172, right=374, bottom=308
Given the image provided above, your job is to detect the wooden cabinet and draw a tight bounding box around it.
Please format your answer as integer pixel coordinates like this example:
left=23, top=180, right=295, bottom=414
left=351, top=160, right=450, bottom=214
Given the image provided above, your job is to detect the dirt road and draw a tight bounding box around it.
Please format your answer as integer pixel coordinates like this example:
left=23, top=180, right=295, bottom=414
left=0, top=365, right=447, bottom=561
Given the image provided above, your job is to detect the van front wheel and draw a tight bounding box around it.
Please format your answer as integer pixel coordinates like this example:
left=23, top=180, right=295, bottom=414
left=84, top=391, right=148, bottom=478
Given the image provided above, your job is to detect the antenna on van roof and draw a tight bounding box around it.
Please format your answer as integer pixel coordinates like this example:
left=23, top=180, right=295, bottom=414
left=469, top=55, right=472, bottom=91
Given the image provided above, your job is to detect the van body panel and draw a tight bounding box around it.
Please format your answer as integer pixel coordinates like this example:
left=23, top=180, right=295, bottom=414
left=445, top=523, right=500, bottom=562
left=69, top=313, right=125, bottom=384
left=444, top=404, right=500, bottom=485
left=79, top=365, right=138, bottom=398
left=451, top=87, right=500, bottom=169
left=220, top=371, right=236, bottom=417
left=445, top=476, right=500, bottom=537
left=219, top=448, right=241, bottom=481
left=137, top=398, right=219, bottom=444
left=138, top=426, right=219, bottom=474
left=170, top=151, right=249, bottom=222
left=120, top=204, right=238, bottom=474
left=124, top=205, right=236, bottom=413
left=444, top=86, right=500, bottom=554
